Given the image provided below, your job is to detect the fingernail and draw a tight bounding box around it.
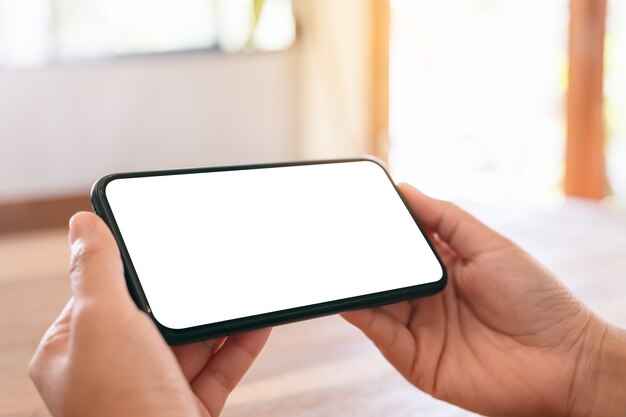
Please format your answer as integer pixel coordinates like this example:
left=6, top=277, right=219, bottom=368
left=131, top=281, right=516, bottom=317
left=69, top=212, right=97, bottom=243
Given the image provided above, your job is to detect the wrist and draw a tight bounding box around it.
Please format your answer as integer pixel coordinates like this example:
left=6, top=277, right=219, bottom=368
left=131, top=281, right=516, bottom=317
left=570, top=322, right=626, bottom=417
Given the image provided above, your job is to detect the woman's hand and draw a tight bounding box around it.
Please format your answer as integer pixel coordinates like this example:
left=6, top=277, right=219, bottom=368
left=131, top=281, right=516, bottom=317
left=343, top=184, right=624, bottom=417
left=29, top=212, right=270, bottom=417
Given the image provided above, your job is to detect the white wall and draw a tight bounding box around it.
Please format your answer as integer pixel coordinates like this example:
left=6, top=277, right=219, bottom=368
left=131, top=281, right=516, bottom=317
left=0, top=50, right=299, bottom=201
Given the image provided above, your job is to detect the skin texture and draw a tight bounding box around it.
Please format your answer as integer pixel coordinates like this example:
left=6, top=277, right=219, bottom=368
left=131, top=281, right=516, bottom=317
left=343, top=184, right=624, bottom=417
left=30, top=187, right=626, bottom=417
left=29, top=212, right=270, bottom=417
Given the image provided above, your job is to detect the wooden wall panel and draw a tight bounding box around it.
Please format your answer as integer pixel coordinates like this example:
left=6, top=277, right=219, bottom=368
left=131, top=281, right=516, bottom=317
left=565, top=0, right=608, bottom=199
left=0, top=195, right=91, bottom=234
left=371, top=0, right=390, bottom=163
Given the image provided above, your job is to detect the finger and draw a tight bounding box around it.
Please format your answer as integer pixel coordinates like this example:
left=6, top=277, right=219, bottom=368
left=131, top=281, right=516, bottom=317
left=191, top=328, right=271, bottom=416
left=342, top=308, right=416, bottom=371
left=171, top=337, right=227, bottom=381
left=398, top=183, right=511, bottom=260
left=342, top=307, right=405, bottom=348
left=68, top=212, right=134, bottom=310
left=430, top=233, right=459, bottom=270
left=29, top=298, right=75, bottom=388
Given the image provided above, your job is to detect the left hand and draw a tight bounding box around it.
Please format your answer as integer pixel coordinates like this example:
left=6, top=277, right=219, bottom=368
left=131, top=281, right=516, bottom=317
left=29, top=212, right=270, bottom=417
left=342, top=184, right=609, bottom=417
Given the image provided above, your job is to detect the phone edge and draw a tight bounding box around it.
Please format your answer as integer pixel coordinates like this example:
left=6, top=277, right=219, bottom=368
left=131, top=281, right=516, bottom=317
left=90, top=157, right=448, bottom=345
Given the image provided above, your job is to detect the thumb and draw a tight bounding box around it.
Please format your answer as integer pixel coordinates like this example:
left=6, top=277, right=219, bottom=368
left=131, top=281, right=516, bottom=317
left=68, top=212, right=134, bottom=309
left=397, top=183, right=512, bottom=260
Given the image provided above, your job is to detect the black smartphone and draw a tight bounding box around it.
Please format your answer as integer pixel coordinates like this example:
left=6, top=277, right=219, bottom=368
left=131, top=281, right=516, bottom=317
left=91, top=158, right=446, bottom=344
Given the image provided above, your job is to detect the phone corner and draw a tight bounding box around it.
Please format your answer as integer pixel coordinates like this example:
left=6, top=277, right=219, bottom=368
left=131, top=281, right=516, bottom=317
left=356, top=154, right=389, bottom=171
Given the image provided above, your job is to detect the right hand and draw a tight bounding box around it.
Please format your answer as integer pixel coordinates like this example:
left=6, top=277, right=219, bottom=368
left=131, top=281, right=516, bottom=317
left=343, top=184, right=626, bottom=417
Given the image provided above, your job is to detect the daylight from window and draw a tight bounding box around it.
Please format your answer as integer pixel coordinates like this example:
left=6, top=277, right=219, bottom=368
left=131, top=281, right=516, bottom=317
left=55, top=0, right=218, bottom=58
left=389, top=0, right=569, bottom=206
left=606, top=0, right=626, bottom=204
left=0, top=0, right=295, bottom=69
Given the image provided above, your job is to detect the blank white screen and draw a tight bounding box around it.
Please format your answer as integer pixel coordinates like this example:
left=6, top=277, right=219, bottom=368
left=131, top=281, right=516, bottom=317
left=105, top=160, right=443, bottom=329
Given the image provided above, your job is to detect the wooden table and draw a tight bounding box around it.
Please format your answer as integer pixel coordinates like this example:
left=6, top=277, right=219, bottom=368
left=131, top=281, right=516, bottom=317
left=1, top=200, right=625, bottom=417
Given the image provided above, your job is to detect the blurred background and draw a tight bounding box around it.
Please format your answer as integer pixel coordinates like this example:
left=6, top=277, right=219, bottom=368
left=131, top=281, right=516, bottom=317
left=2, top=2, right=626, bottom=416
left=0, top=0, right=624, bottom=233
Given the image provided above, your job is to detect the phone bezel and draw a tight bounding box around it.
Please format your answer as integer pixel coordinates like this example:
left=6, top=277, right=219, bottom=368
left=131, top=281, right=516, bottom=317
left=91, top=157, right=447, bottom=344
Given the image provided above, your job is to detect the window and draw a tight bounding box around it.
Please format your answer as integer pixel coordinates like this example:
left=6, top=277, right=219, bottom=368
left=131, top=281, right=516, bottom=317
left=0, top=0, right=295, bottom=69
left=389, top=0, right=569, bottom=205
left=606, top=0, right=626, bottom=203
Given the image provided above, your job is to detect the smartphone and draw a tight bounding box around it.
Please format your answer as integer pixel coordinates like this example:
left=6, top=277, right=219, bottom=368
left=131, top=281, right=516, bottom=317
left=91, top=158, right=446, bottom=344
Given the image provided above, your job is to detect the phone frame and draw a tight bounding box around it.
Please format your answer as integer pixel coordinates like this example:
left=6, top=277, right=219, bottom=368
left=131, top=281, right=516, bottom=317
left=91, top=157, right=447, bottom=344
